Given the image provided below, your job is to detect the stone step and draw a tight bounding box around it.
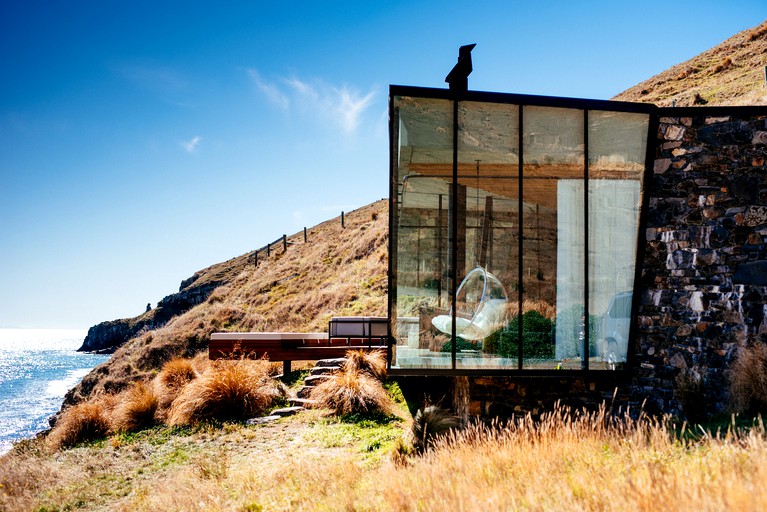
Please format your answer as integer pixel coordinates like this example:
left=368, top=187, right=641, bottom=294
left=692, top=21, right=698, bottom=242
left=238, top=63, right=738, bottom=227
left=270, top=406, right=304, bottom=417
left=288, top=397, right=318, bottom=407
left=315, top=357, right=346, bottom=368
left=297, top=386, right=313, bottom=399
left=309, top=366, right=337, bottom=376
left=247, top=415, right=281, bottom=425
left=304, top=374, right=333, bottom=386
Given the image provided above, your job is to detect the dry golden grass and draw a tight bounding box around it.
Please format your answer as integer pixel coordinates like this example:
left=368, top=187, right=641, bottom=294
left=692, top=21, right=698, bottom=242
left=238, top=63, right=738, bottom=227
left=310, top=366, right=394, bottom=417
left=730, top=342, right=767, bottom=414
left=362, top=406, right=767, bottom=512
left=6, top=402, right=767, bottom=511
left=501, top=299, right=557, bottom=320
left=167, top=359, right=281, bottom=425
left=613, top=20, right=767, bottom=106
left=748, top=20, right=767, bottom=41
left=47, top=395, right=116, bottom=451
left=111, top=381, right=159, bottom=433
left=343, top=349, right=387, bottom=381
left=154, top=356, right=199, bottom=417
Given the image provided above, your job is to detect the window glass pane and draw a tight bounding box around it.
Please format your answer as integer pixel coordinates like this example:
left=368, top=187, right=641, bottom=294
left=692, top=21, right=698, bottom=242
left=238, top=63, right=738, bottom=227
left=390, top=93, right=650, bottom=375
left=392, top=96, right=453, bottom=370
left=588, top=111, right=648, bottom=370
left=454, top=102, right=520, bottom=370
left=522, top=106, right=585, bottom=370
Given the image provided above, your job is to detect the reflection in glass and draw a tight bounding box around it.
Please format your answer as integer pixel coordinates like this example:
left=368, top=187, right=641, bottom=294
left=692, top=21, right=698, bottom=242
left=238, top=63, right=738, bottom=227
left=523, top=106, right=584, bottom=370
left=390, top=93, right=649, bottom=372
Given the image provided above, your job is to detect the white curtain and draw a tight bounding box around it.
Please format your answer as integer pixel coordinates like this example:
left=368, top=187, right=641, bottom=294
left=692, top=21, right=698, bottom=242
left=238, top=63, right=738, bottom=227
left=556, top=179, right=640, bottom=360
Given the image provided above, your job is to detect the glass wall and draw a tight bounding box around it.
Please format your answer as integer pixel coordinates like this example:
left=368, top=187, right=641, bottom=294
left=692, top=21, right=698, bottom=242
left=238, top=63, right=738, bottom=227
left=390, top=89, right=650, bottom=373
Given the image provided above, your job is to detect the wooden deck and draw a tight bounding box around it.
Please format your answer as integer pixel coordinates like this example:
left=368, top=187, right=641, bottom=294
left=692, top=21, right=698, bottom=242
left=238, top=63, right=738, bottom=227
left=209, top=330, right=387, bottom=374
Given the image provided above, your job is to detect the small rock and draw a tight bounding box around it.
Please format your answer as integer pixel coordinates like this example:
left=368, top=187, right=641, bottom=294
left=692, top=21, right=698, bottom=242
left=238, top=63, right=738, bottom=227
left=654, top=158, right=672, bottom=174
left=665, top=125, right=686, bottom=141
left=271, top=406, right=304, bottom=417
left=752, top=131, right=767, bottom=145
left=247, top=415, right=281, bottom=425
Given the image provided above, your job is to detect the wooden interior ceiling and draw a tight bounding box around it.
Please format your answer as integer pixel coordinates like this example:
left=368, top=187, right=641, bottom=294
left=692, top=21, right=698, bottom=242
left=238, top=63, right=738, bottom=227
left=404, top=162, right=642, bottom=210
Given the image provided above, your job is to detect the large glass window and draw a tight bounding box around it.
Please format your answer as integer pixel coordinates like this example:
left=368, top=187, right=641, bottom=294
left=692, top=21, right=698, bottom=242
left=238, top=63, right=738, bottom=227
left=390, top=89, right=650, bottom=373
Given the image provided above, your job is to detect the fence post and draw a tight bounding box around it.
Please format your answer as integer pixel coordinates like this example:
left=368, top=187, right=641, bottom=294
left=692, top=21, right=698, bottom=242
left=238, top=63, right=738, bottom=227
left=254, top=251, right=258, bottom=267
left=267, top=243, right=270, bottom=257
left=304, top=227, right=307, bottom=243
left=341, top=211, right=345, bottom=228
left=282, top=234, right=287, bottom=252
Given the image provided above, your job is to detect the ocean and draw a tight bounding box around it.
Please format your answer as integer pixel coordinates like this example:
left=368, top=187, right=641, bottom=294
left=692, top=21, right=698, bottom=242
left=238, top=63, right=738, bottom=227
left=0, top=329, right=110, bottom=454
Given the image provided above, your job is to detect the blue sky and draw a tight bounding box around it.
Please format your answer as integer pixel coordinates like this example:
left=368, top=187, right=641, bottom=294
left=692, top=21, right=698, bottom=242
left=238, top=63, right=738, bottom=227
left=1, top=1, right=764, bottom=329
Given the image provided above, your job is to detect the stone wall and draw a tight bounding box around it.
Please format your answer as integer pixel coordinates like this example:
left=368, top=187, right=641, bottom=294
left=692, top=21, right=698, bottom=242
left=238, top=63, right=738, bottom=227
left=433, top=106, right=767, bottom=420
left=634, top=107, right=767, bottom=417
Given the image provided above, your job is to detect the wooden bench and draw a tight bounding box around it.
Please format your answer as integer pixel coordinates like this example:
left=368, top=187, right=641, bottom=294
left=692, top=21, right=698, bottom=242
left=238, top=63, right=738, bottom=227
left=209, top=317, right=388, bottom=374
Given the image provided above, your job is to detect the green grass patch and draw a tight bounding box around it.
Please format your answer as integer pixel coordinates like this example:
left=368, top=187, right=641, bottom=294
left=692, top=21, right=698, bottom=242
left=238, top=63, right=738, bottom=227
left=307, top=415, right=403, bottom=460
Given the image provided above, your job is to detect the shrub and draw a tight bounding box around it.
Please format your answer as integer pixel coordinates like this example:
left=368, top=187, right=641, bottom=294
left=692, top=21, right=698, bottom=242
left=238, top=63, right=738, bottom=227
left=729, top=343, right=767, bottom=414
left=343, top=349, right=387, bottom=381
left=310, top=366, right=394, bottom=417
left=47, top=397, right=114, bottom=450
left=497, top=311, right=555, bottom=359
left=112, top=381, right=159, bottom=432
left=409, top=405, right=461, bottom=455
left=167, top=360, right=279, bottom=425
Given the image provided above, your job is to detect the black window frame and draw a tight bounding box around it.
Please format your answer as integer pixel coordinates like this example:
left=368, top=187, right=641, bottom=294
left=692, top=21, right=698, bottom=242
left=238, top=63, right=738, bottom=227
left=387, top=85, right=658, bottom=377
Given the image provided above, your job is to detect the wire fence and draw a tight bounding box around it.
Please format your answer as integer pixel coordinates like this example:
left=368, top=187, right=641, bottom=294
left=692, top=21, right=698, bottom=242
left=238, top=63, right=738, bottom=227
left=247, top=211, right=348, bottom=268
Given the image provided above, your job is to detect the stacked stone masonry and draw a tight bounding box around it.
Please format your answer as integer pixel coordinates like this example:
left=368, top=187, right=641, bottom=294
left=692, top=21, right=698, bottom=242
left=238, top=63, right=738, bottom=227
left=454, top=107, right=767, bottom=419
left=637, top=110, right=767, bottom=417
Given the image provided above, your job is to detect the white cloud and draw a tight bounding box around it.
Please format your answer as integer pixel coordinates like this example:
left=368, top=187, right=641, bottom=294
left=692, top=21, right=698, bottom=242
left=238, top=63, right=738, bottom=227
left=181, top=135, right=202, bottom=153
left=335, top=86, right=376, bottom=133
left=247, top=69, right=378, bottom=134
left=247, top=69, right=290, bottom=110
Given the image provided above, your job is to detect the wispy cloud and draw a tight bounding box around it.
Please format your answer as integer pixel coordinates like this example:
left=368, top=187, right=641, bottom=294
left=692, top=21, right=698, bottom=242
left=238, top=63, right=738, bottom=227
left=247, top=69, right=290, bottom=110
left=247, top=69, right=378, bottom=134
left=181, top=135, right=202, bottom=153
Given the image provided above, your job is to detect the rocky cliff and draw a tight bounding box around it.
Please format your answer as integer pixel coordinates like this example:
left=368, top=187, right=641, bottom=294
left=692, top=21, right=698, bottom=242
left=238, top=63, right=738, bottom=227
left=77, top=253, right=254, bottom=353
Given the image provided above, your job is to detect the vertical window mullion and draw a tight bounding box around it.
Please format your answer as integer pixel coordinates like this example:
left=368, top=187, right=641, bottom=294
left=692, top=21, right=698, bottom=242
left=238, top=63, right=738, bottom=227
left=517, top=105, right=524, bottom=370
left=583, top=110, right=590, bottom=371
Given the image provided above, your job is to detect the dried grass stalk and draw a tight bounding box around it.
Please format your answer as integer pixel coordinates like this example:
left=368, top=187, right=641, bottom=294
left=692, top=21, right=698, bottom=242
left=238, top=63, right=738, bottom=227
left=343, top=349, right=387, bottom=381
left=730, top=343, right=767, bottom=414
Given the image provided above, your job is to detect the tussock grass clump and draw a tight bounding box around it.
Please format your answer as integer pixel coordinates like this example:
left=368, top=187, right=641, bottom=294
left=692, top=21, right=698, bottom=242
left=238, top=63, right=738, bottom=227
left=167, top=360, right=279, bottom=425
left=310, top=366, right=394, bottom=417
left=112, top=381, right=159, bottom=432
left=410, top=405, right=461, bottom=455
left=730, top=342, right=767, bottom=414
left=155, top=357, right=199, bottom=415
left=748, top=21, right=767, bottom=41
left=342, top=349, right=387, bottom=381
left=159, top=357, right=198, bottom=389
left=47, top=397, right=115, bottom=450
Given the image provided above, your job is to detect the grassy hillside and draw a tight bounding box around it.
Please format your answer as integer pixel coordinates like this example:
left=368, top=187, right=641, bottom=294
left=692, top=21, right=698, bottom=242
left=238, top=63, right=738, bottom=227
left=65, top=200, right=388, bottom=405
left=613, top=20, right=767, bottom=106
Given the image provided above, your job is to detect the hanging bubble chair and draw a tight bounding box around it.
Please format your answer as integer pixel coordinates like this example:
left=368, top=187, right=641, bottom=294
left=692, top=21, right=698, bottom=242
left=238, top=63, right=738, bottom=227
left=431, top=267, right=510, bottom=341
